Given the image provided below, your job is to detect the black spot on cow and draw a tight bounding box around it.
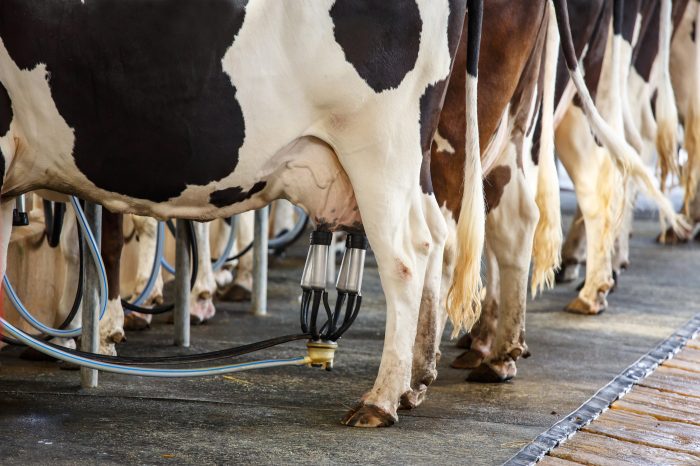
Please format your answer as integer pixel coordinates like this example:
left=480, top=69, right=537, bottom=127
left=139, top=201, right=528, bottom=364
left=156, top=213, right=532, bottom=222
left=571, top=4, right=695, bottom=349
left=0, top=81, right=11, bottom=137
left=417, top=1, right=466, bottom=194
left=0, top=145, right=5, bottom=182
left=0, top=0, right=248, bottom=202
left=331, top=0, right=422, bottom=93
left=419, top=81, right=446, bottom=155
left=210, top=181, right=266, bottom=208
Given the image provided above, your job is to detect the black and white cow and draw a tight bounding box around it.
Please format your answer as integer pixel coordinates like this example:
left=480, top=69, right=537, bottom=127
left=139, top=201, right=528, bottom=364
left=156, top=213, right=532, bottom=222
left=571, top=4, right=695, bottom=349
left=0, top=0, right=486, bottom=427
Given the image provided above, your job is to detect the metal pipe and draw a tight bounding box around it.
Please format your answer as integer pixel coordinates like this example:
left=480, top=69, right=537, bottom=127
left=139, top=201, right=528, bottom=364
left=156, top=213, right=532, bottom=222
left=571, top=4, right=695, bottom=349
left=81, top=202, right=102, bottom=389
left=251, top=207, right=269, bottom=316
left=174, top=219, right=191, bottom=347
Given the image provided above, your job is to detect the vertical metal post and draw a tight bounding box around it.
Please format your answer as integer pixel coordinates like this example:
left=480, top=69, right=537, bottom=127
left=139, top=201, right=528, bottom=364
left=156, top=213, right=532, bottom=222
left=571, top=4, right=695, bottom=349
left=81, top=202, right=102, bottom=389
left=174, top=219, right=191, bottom=347
left=251, top=207, right=268, bottom=316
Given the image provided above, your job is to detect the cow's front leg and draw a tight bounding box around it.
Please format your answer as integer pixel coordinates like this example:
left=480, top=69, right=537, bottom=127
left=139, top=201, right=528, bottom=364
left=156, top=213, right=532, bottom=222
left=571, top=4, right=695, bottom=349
left=218, top=211, right=254, bottom=302
left=400, top=194, right=447, bottom=410
left=340, top=182, right=431, bottom=428
left=189, top=222, right=216, bottom=324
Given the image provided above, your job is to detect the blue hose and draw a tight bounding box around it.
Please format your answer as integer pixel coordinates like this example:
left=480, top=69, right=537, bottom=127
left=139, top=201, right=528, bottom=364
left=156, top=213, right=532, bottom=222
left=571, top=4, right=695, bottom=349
left=1, top=197, right=108, bottom=338
left=130, top=221, right=165, bottom=306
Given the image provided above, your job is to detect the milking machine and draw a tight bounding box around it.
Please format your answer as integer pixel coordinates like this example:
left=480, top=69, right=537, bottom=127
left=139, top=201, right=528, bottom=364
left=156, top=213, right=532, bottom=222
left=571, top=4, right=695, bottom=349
left=1, top=194, right=367, bottom=379
left=12, top=194, right=29, bottom=227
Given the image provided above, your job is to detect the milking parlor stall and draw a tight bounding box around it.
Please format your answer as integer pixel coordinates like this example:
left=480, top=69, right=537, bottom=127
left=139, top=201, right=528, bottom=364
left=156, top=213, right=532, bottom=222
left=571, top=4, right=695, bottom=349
left=1, top=0, right=700, bottom=464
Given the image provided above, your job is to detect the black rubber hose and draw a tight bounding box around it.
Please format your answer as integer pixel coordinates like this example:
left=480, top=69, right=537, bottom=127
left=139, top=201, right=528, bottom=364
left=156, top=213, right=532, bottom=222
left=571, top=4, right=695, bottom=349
left=121, top=220, right=198, bottom=315
left=43, top=201, right=66, bottom=249
left=212, top=211, right=309, bottom=265
left=32, top=333, right=311, bottom=366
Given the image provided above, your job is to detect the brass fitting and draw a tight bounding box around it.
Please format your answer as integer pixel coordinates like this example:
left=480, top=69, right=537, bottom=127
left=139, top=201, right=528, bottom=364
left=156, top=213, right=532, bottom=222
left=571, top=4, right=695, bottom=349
left=305, top=340, right=338, bottom=371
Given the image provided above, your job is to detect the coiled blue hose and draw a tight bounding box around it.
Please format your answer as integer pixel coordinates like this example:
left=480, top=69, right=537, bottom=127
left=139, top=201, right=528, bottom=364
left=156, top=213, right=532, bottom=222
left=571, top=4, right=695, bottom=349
left=1, top=197, right=108, bottom=338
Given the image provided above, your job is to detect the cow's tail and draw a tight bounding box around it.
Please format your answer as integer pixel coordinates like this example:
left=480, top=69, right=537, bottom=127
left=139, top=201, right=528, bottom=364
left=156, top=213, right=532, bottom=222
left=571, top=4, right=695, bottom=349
left=531, top=5, right=562, bottom=297
left=683, top=3, right=700, bottom=215
left=551, top=0, right=688, bottom=235
left=656, top=0, right=680, bottom=193
left=447, top=0, right=485, bottom=337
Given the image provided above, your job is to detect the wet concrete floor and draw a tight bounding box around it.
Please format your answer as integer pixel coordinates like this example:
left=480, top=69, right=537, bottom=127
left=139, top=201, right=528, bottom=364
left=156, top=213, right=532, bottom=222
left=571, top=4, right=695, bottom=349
left=1, top=204, right=699, bottom=465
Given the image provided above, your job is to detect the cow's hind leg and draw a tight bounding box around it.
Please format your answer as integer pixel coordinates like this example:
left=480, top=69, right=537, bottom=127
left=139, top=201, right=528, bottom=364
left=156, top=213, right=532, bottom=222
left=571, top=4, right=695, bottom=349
left=556, top=108, right=617, bottom=315
left=400, top=193, right=447, bottom=410
left=468, top=167, right=538, bottom=383
left=451, top=244, right=498, bottom=369
left=189, top=222, right=216, bottom=324
left=337, top=152, right=431, bottom=427
left=557, top=206, right=586, bottom=283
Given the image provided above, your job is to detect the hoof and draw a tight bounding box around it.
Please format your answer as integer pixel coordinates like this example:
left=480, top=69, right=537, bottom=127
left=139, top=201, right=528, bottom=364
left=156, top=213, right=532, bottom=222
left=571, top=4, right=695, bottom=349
left=657, top=227, right=689, bottom=245
left=450, top=349, right=484, bottom=370
left=342, top=403, right=396, bottom=428
left=399, top=385, right=428, bottom=410
left=20, top=347, right=57, bottom=362
left=565, top=296, right=605, bottom=316
left=218, top=284, right=252, bottom=303
left=124, top=313, right=151, bottom=331
left=190, top=298, right=216, bottom=324
left=455, top=333, right=472, bottom=349
left=466, top=361, right=515, bottom=383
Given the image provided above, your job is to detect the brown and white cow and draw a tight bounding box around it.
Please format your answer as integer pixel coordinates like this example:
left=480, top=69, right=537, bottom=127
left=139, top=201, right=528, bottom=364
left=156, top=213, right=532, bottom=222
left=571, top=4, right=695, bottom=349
left=426, top=0, right=687, bottom=385
left=423, top=0, right=561, bottom=386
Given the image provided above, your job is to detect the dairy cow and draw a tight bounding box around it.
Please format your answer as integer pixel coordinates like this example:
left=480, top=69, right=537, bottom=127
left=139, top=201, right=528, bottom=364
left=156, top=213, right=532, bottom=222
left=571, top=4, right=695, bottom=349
left=428, top=0, right=561, bottom=385
left=0, top=0, right=485, bottom=427
left=427, top=0, right=686, bottom=384
left=558, top=0, right=691, bottom=310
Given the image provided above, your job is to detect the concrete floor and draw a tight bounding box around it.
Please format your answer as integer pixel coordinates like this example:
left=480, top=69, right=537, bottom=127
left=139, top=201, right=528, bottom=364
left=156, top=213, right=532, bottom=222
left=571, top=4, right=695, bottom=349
left=1, top=205, right=699, bottom=465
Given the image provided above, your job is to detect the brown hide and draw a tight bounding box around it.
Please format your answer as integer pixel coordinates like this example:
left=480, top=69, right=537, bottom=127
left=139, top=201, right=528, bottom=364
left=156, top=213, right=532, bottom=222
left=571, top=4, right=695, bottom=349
left=431, top=0, right=547, bottom=219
